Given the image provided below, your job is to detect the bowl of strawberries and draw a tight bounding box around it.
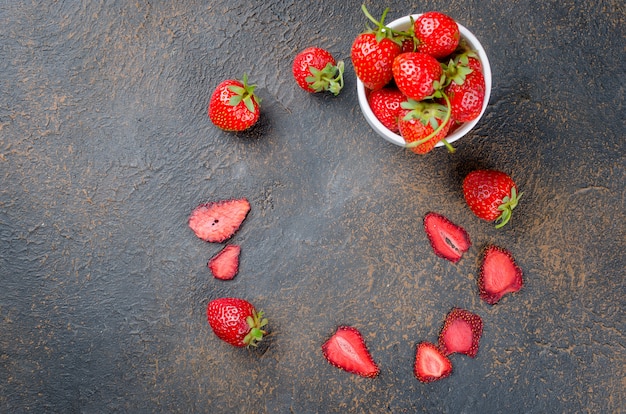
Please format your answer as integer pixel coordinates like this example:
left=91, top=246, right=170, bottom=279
left=354, top=8, right=492, bottom=154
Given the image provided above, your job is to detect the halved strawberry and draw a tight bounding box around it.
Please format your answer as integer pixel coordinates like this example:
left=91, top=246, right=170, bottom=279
left=188, top=198, right=250, bottom=243
left=414, top=341, right=452, bottom=383
left=208, top=244, right=241, bottom=280
left=438, top=308, right=483, bottom=358
left=423, top=212, right=471, bottom=263
left=322, top=326, right=379, bottom=378
left=478, top=245, right=524, bottom=305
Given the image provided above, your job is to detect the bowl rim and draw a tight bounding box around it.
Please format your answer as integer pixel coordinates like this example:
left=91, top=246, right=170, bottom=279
left=356, top=13, right=492, bottom=148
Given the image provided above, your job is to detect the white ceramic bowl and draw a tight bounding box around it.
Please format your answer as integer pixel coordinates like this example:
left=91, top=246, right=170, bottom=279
left=356, top=14, right=492, bottom=148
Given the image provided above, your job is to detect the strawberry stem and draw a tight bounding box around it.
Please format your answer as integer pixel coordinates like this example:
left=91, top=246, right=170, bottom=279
left=494, top=187, right=523, bottom=229
left=306, top=61, right=345, bottom=95
left=227, top=73, right=260, bottom=114
left=360, top=5, right=411, bottom=45
left=243, top=310, right=268, bottom=347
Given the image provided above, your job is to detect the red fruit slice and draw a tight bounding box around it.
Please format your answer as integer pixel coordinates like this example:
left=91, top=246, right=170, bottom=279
left=478, top=245, right=524, bottom=305
left=322, top=326, right=379, bottom=378
left=414, top=342, right=453, bottom=383
left=208, top=245, right=241, bottom=280
left=423, top=212, right=471, bottom=263
left=188, top=198, right=250, bottom=243
left=438, top=308, right=483, bottom=358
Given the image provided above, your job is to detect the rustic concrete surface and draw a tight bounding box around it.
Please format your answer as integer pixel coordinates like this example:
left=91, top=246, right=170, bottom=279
left=0, top=1, right=624, bottom=413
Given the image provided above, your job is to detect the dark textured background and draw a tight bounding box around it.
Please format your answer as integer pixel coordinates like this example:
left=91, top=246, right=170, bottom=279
left=1, top=1, right=624, bottom=412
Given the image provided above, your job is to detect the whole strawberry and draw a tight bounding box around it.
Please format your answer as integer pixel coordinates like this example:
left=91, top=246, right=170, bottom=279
left=351, top=6, right=403, bottom=90
left=207, top=298, right=268, bottom=347
left=463, top=169, right=522, bottom=228
left=414, top=11, right=460, bottom=59
left=398, top=99, right=452, bottom=154
left=292, top=47, right=344, bottom=95
left=392, top=52, right=443, bottom=101
left=443, top=55, right=486, bottom=122
left=367, top=86, right=407, bottom=133
left=208, top=74, right=260, bottom=132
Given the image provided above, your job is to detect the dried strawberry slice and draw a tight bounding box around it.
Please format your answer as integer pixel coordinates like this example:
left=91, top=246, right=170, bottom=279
left=423, top=212, right=471, bottom=263
left=208, top=245, right=241, bottom=280
left=438, top=308, right=483, bottom=358
left=322, top=326, right=379, bottom=378
left=188, top=198, right=250, bottom=243
left=478, top=245, right=524, bottom=305
left=414, top=341, right=453, bottom=383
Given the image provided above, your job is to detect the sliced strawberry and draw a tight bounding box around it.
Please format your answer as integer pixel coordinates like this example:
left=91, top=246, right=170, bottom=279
left=322, top=326, right=379, bottom=378
left=208, top=244, right=241, bottom=280
left=188, top=198, right=250, bottom=243
left=438, top=308, right=483, bottom=358
left=414, top=341, right=453, bottom=383
left=423, top=212, right=471, bottom=263
left=478, top=245, right=524, bottom=305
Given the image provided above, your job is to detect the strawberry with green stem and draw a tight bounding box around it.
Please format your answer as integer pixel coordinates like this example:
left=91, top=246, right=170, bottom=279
left=207, top=298, right=268, bottom=347
left=208, top=73, right=261, bottom=132
left=351, top=5, right=408, bottom=90
left=442, top=52, right=486, bottom=123
left=463, top=170, right=522, bottom=228
left=398, top=92, right=454, bottom=154
left=293, top=47, right=345, bottom=95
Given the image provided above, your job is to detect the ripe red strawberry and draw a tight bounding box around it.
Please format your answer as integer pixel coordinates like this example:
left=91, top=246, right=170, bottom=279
left=398, top=100, right=452, bottom=154
left=423, top=212, right=471, bottom=263
left=322, top=326, right=380, bottom=378
left=392, top=52, right=443, bottom=101
left=208, top=74, right=260, bottom=132
left=208, top=244, right=241, bottom=280
left=351, top=6, right=403, bottom=90
left=401, top=37, right=416, bottom=53
left=367, top=86, right=407, bottom=133
left=414, top=12, right=460, bottom=59
left=292, top=47, right=345, bottom=95
left=414, top=341, right=453, bottom=383
left=188, top=198, right=251, bottom=243
left=444, top=56, right=486, bottom=122
left=478, top=245, right=524, bottom=305
left=438, top=308, right=483, bottom=358
left=207, top=297, right=268, bottom=347
left=463, top=170, right=522, bottom=228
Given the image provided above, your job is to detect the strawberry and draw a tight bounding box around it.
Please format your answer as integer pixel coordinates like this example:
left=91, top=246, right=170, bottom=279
left=322, top=326, right=380, bottom=378
left=438, top=308, right=483, bottom=358
left=207, top=298, right=268, bottom=347
left=414, top=341, right=453, bottom=383
left=392, top=52, right=443, bottom=101
left=414, top=12, right=460, bottom=59
left=398, top=99, right=452, bottom=154
left=351, top=6, right=403, bottom=90
left=423, top=212, right=471, bottom=263
left=463, top=170, right=522, bottom=228
left=208, top=244, right=241, bottom=280
left=188, top=198, right=251, bottom=243
left=478, top=245, right=524, bottom=305
left=443, top=55, right=486, bottom=122
left=292, top=47, right=345, bottom=95
left=208, top=73, right=260, bottom=132
left=367, top=86, right=407, bottom=133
